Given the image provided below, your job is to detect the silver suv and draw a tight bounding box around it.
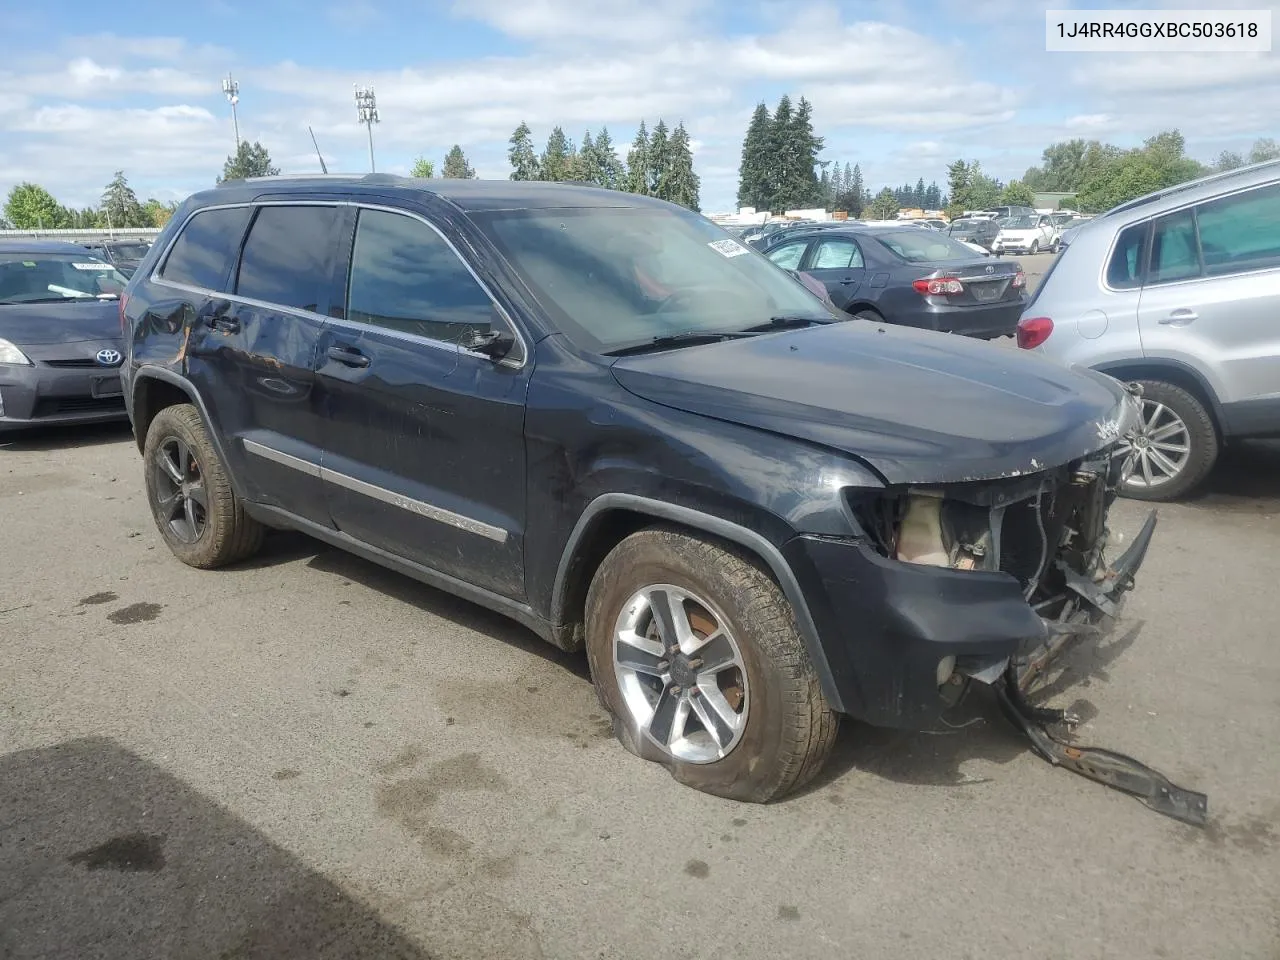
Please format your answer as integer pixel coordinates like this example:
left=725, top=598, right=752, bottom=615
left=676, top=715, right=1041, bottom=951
left=1017, top=159, right=1280, bottom=501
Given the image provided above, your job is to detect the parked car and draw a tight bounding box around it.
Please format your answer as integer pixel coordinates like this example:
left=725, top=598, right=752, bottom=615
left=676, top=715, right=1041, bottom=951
left=992, top=215, right=1057, bottom=255
left=748, top=221, right=820, bottom=250
left=919, top=218, right=949, bottom=231
left=763, top=225, right=1026, bottom=338
left=1019, top=158, right=1280, bottom=500
left=947, top=217, right=1000, bottom=250
left=988, top=205, right=1036, bottom=221
left=81, top=239, right=152, bottom=278
left=121, top=175, right=1153, bottom=804
left=0, top=240, right=130, bottom=434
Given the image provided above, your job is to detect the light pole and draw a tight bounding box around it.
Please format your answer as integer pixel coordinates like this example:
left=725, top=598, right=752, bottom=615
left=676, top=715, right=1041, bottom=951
left=222, top=73, right=241, bottom=151
left=354, top=85, right=379, bottom=173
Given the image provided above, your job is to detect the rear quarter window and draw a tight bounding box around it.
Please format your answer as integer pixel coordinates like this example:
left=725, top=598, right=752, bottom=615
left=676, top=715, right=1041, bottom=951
left=159, top=206, right=253, bottom=292
left=1106, top=222, right=1148, bottom=289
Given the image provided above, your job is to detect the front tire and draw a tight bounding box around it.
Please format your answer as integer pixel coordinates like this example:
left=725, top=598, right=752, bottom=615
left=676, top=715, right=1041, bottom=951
left=143, top=404, right=264, bottom=568
left=1030, top=240, right=1040, bottom=254
left=1118, top=380, right=1219, bottom=501
left=585, top=528, right=838, bottom=803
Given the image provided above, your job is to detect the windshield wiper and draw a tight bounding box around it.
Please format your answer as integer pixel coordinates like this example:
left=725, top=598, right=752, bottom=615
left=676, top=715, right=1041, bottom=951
left=3, top=296, right=91, bottom=304
left=738, top=315, right=834, bottom=333
left=603, top=330, right=754, bottom=357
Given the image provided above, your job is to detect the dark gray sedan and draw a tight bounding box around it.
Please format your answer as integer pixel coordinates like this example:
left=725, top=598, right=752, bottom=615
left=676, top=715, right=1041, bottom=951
left=0, top=240, right=130, bottom=434
left=763, top=226, right=1027, bottom=339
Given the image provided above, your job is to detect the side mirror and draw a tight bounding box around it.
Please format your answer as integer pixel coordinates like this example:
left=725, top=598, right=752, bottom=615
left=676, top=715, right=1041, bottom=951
left=461, top=328, right=515, bottom=361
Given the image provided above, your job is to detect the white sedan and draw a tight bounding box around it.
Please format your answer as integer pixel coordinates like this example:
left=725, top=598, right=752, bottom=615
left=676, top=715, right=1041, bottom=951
left=992, top=215, right=1057, bottom=255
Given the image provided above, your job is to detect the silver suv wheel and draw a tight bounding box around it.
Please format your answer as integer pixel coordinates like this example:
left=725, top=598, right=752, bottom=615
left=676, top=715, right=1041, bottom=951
left=1119, top=398, right=1192, bottom=490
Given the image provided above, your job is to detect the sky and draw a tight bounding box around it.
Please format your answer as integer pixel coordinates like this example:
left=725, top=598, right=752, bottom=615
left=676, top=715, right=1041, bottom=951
left=2, top=0, right=1278, bottom=213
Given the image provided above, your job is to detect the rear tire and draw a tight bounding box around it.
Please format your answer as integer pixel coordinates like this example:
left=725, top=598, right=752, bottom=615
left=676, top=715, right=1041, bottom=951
left=143, top=404, right=264, bottom=568
left=585, top=528, right=838, bottom=803
left=1118, top=380, right=1219, bottom=502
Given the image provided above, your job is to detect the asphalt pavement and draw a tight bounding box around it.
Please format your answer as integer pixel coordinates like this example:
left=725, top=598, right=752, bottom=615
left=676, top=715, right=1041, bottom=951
left=3, top=267, right=1278, bottom=959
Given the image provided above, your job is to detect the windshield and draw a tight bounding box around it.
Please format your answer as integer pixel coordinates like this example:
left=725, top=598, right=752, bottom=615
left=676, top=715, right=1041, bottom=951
left=0, top=254, right=127, bottom=304
left=475, top=205, right=834, bottom=353
left=1003, top=217, right=1037, bottom=229
left=875, top=230, right=981, bottom=262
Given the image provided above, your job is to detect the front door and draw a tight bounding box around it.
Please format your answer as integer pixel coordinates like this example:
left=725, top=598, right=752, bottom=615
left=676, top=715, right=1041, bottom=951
left=315, top=205, right=529, bottom=600
left=187, top=203, right=342, bottom=526
left=800, top=235, right=867, bottom=311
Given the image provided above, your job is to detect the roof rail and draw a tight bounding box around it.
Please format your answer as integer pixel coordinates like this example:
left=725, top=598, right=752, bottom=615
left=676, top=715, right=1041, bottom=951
left=1104, top=157, right=1280, bottom=217
left=216, top=173, right=364, bottom=187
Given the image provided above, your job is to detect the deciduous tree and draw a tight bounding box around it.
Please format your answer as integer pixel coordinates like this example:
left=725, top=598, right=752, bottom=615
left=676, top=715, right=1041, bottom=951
left=410, top=156, right=435, bottom=178
left=3, top=183, right=68, bottom=229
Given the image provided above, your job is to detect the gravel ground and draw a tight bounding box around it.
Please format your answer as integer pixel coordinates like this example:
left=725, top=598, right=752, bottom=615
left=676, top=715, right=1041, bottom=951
left=2, top=276, right=1278, bottom=959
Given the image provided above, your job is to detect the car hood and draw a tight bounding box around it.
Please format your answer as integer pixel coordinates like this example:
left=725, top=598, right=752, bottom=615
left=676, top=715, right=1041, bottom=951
left=0, top=299, right=121, bottom=345
left=610, top=320, right=1132, bottom=485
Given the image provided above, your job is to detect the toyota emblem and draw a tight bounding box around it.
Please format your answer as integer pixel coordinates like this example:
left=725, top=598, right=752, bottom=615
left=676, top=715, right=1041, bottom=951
left=95, top=349, right=123, bottom=367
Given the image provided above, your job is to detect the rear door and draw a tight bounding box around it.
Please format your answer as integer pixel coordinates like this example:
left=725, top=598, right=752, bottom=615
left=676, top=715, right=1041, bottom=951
left=315, top=204, right=530, bottom=599
left=1137, top=181, right=1280, bottom=425
left=799, top=235, right=867, bottom=310
left=184, top=202, right=341, bottom=526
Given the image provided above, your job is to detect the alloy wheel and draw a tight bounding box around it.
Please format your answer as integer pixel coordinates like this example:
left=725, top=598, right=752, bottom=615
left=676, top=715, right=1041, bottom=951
left=612, top=584, right=749, bottom=764
left=153, top=436, right=208, bottom=543
left=1118, top=399, right=1192, bottom=489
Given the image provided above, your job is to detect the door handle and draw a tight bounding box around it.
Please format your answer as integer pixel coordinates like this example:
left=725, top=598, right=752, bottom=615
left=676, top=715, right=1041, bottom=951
left=326, top=344, right=370, bottom=368
left=839, top=278, right=858, bottom=285
left=206, top=315, right=240, bottom=333
left=1159, top=309, right=1198, bottom=325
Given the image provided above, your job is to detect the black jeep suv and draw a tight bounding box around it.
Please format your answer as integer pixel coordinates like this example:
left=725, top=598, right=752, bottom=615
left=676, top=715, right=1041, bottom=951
left=121, top=175, right=1156, bottom=803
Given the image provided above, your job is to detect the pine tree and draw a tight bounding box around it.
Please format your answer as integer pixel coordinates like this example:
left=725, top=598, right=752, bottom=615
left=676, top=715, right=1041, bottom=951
left=925, top=181, right=942, bottom=209
left=508, top=122, right=541, bottom=180
left=101, top=171, right=146, bottom=227
left=625, top=121, right=650, bottom=195
left=541, top=127, right=574, bottom=182
left=218, top=141, right=279, bottom=183
left=662, top=122, right=700, bottom=211
left=849, top=165, right=865, bottom=216
left=593, top=127, right=626, bottom=190
left=830, top=163, right=845, bottom=204
left=441, top=145, right=475, bottom=179
left=576, top=131, right=599, bottom=185
left=914, top=177, right=926, bottom=208
left=736, top=102, right=772, bottom=210
left=783, top=96, right=824, bottom=209
left=648, top=120, right=671, bottom=197
left=764, top=95, right=794, bottom=212
left=819, top=166, right=831, bottom=210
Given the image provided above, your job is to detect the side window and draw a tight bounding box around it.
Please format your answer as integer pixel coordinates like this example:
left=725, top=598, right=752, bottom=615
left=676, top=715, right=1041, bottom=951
left=1195, top=182, right=1280, bottom=276
left=1148, top=210, right=1201, bottom=284
left=235, top=205, right=339, bottom=312
left=347, top=209, right=495, bottom=345
left=766, top=240, right=807, bottom=270
left=811, top=238, right=864, bottom=270
left=159, top=206, right=253, bottom=291
left=1106, top=222, right=1148, bottom=289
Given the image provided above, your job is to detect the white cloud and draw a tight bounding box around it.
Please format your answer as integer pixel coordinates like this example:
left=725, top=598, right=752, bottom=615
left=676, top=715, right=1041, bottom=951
left=452, top=0, right=712, bottom=44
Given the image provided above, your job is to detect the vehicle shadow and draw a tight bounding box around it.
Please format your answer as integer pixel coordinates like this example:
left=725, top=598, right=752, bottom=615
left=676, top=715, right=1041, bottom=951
left=0, top=420, right=133, bottom=451
left=1189, top=439, right=1280, bottom=507
left=0, top=737, right=430, bottom=959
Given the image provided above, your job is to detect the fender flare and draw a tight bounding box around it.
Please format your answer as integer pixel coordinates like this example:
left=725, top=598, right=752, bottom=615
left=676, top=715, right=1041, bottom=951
left=1091, top=358, right=1226, bottom=432
left=130, top=365, right=247, bottom=497
left=551, top=493, right=844, bottom=713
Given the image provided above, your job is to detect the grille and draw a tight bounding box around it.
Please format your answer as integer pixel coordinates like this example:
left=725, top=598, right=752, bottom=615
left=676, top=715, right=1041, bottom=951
left=32, top=396, right=126, bottom=417
left=42, top=358, right=100, bottom=368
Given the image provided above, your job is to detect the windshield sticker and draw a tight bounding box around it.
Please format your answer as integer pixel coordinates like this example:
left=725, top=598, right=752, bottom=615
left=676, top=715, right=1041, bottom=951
left=708, top=238, right=750, bottom=258
left=72, top=262, right=113, bottom=270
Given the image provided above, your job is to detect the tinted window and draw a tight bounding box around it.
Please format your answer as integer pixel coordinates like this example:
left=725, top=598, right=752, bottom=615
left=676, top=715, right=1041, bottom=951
left=160, top=206, right=252, bottom=291
left=1195, top=182, right=1280, bottom=276
left=876, top=231, right=979, bottom=262
left=766, top=240, right=807, bottom=270
left=235, top=205, right=338, bottom=312
left=811, top=238, right=864, bottom=270
left=1149, top=210, right=1200, bottom=284
left=347, top=209, right=494, bottom=344
left=1106, top=222, right=1148, bottom=289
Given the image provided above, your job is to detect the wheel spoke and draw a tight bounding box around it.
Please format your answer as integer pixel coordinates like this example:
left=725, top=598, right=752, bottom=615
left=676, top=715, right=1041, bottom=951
left=692, top=632, right=737, bottom=674
left=1151, top=441, right=1189, bottom=455
left=1139, top=449, right=1154, bottom=486
left=160, top=447, right=184, bottom=485
left=177, top=439, right=193, bottom=479
left=694, top=683, right=740, bottom=747
left=157, top=490, right=183, bottom=522
left=185, top=480, right=209, bottom=511
left=1149, top=420, right=1186, bottom=442
left=615, top=642, right=667, bottom=677
left=1144, top=402, right=1168, bottom=431
left=647, top=589, right=696, bottom=655
left=183, top=496, right=200, bottom=535
left=1148, top=447, right=1183, bottom=478
left=648, top=686, right=689, bottom=746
